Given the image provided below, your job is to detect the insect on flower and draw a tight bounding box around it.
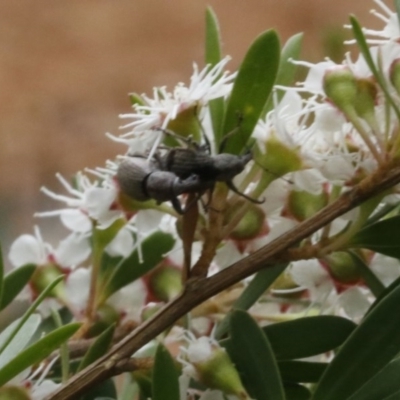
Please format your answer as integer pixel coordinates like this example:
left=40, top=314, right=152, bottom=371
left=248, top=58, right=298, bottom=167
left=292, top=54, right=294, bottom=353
left=154, top=129, right=265, bottom=204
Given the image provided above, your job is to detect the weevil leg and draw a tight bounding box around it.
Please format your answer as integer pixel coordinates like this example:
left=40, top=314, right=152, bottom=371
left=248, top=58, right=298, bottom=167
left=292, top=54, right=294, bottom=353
left=171, top=196, right=184, bottom=214
left=226, top=180, right=265, bottom=204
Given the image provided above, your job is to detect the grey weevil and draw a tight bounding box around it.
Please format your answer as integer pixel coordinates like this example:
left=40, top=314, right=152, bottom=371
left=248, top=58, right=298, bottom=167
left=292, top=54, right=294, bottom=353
left=155, top=131, right=264, bottom=204
left=116, top=155, right=212, bottom=214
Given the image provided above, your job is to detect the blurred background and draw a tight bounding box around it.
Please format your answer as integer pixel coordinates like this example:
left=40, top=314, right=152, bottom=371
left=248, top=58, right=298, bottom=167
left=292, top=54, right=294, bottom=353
left=0, top=0, right=379, bottom=258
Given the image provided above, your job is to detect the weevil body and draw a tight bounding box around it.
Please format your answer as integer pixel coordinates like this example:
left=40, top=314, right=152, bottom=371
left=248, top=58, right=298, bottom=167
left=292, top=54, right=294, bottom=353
left=156, top=145, right=263, bottom=204
left=116, top=156, right=212, bottom=214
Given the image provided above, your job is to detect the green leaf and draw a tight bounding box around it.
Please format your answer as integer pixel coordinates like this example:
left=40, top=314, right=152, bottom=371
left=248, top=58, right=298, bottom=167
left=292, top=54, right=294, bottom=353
left=262, top=33, right=303, bottom=115
left=80, top=379, right=117, bottom=400
left=228, top=310, right=285, bottom=400
left=78, top=324, right=115, bottom=372
left=278, top=361, right=327, bottom=383
left=103, top=231, right=175, bottom=299
left=350, top=16, right=400, bottom=121
left=312, top=283, right=400, bottom=400
left=152, top=344, right=180, bottom=400
left=205, top=7, right=221, bottom=66
left=349, top=215, right=400, bottom=258
left=348, top=251, right=385, bottom=297
left=0, top=322, right=80, bottom=386
left=0, top=244, right=4, bottom=309
left=205, top=8, right=225, bottom=145
left=0, top=264, right=36, bottom=310
left=215, top=263, right=287, bottom=339
left=222, top=30, right=280, bottom=154
left=0, top=315, right=41, bottom=369
left=396, top=0, right=400, bottom=27
left=284, top=383, right=311, bottom=400
left=0, top=274, right=64, bottom=356
left=348, top=358, right=400, bottom=400
left=264, top=316, right=356, bottom=360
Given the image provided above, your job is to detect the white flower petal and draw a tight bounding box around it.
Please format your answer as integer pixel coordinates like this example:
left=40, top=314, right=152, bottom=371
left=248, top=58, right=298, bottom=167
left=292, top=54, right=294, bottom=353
left=9, top=234, right=45, bottom=267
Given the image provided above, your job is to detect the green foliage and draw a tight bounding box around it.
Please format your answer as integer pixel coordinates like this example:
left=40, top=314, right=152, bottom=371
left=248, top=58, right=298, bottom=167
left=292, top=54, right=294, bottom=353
left=313, top=284, right=400, bottom=400
left=152, top=344, right=180, bottom=400
left=264, top=316, right=356, bottom=360
left=0, top=322, right=80, bottom=386
left=349, top=215, right=400, bottom=258
left=227, top=310, right=285, bottom=400
left=222, top=30, right=280, bottom=154
left=215, top=263, right=288, bottom=339
left=101, top=231, right=175, bottom=300
left=78, top=324, right=115, bottom=372
left=0, top=264, right=36, bottom=311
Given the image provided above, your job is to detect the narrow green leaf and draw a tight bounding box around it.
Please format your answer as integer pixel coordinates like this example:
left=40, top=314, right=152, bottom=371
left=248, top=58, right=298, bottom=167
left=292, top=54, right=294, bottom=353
left=349, top=215, right=400, bottom=258
left=383, top=390, right=400, bottom=400
left=350, top=15, right=400, bottom=120
left=262, top=33, right=303, bottom=115
left=0, top=264, right=36, bottom=310
left=278, top=361, right=327, bottom=383
left=51, top=308, right=69, bottom=383
left=367, top=275, right=400, bottom=315
left=80, top=379, right=117, bottom=400
left=205, top=8, right=225, bottom=145
left=228, top=310, right=285, bottom=400
left=103, top=231, right=174, bottom=299
left=0, top=274, right=64, bottom=356
left=348, top=358, right=400, bottom=400
left=205, top=7, right=221, bottom=66
left=152, top=344, right=180, bottom=400
left=0, top=315, right=41, bottom=369
left=78, top=324, right=115, bottom=372
left=284, top=384, right=311, bottom=400
left=264, top=316, right=356, bottom=360
left=215, top=263, right=287, bottom=339
left=348, top=251, right=385, bottom=297
left=222, top=30, right=280, bottom=154
left=0, top=322, right=80, bottom=386
left=313, top=284, right=400, bottom=400
left=0, top=244, right=4, bottom=309
left=396, top=0, right=400, bottom=27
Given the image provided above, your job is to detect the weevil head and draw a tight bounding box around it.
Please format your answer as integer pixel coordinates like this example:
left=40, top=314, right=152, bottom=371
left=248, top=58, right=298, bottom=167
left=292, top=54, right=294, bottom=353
left=213, top=151, right=252, bottom=181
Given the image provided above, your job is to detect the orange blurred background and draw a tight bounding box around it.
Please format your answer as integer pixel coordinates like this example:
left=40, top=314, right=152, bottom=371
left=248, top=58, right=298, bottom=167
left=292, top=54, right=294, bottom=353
left=0, top=1, right=379, bottom=254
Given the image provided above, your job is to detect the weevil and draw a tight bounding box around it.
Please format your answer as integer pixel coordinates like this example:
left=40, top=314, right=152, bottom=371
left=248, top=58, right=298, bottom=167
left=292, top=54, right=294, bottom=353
left=154, top=130, right=264, bottom=204
left=116, top=155, right=212, bottom=214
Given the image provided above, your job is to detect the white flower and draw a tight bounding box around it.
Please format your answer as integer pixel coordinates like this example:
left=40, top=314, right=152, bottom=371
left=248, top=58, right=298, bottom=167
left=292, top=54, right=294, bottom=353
left=9, top=226, right=89, bottom=269
left=106, top=279, right=147, bottom=322
left=116, top=57, right=235, bottom=155
left=37, top=171, right=121, bottom=231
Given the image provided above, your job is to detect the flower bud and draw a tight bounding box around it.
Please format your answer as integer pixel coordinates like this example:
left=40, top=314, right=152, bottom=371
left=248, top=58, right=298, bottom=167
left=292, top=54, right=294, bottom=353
left=354, top=78, right=377, bottom=119
left=390, top=58, right=400, bottom=95
left=148, top=265, right=182, bottom=302
left=286, top=190, right=327, bottom=221
left=257, top=137, right=303, bottom=178
left=225, top=200, right=266, bottom=241
left=325, top=252, right=361, bottom=284
left=323, top=66, right=357, bottom=112
left=184, top=337, right=247, bottom=398
left=31, top=264, right=66, bottom=301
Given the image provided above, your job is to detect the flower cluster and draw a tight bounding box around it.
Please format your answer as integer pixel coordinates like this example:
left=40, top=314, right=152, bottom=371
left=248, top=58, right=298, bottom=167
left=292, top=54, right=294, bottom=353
left=3, top=1, right=400, bottom=399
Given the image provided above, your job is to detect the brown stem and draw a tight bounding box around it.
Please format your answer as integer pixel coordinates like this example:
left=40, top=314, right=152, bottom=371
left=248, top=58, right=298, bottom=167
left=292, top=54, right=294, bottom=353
left=47, top=160, right=400, bottom=400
